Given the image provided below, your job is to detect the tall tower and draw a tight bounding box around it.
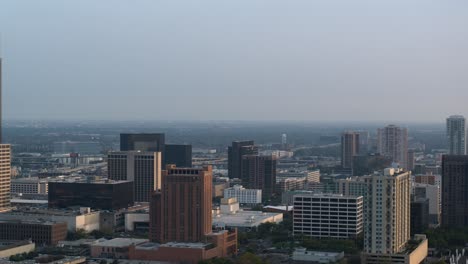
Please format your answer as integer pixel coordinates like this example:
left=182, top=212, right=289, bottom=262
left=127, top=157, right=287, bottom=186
left=341, top=131, right=360, bottom=169
left=241, top=155, right=277, bottom=201
left=120, top=133, right=165, bottom=164
left=108, top=151, right=161, bottom=202
left=227, top=141, right=258, bottom=179
left=363, top=168, right=411, bottom=254
left=0, top=144, right=10, bottom=212
left=441, top=155, right=468, bottom=227
left=446, top=115, right=466, bottom=155
left=377, top=125, right=408, bottom=169
left=150, top=165, right=212, bottom=243
left=0, top=58, right=3, bottom=143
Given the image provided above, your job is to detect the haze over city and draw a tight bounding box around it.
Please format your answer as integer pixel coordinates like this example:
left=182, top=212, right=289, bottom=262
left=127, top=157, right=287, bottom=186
left=2, top=0, right=468, bottom=122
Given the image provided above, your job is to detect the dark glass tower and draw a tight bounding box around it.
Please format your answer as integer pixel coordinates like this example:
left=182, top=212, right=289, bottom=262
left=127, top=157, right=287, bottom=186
left=120, top=133, right=165, bottom=164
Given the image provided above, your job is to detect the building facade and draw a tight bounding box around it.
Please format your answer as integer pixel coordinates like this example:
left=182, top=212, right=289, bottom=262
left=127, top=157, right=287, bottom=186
left=108, top=151, right=161, bottom=202
left=441, top=155, right=468, bottom=227
left=165, top=144, right=192, bottom=167
left=223, top=185, right=262, bottom=205
left=446, top=115, right=466, bottom=155
left=341, top=131, right=360, bottom=169
left=48, top=180, right=134, bottom=210
left=363, top=168, right=411, bottom=255
left=120, top=133, right=165, bottom=164
left=0, top=144, right=10, bottom=212
left=241, top=155, right=277, bottom=201
left=293, top=193, right=364, bottom=239
left=377, top=125, right=409, bottom=169
left=150, top=165, right=212, bottom=243
left=0, top=220, right=67, bottom=245
left=227, top=141, right=258, bottom=179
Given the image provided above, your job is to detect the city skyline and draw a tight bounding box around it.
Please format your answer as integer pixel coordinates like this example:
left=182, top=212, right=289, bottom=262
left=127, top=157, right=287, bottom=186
left=2, top=0, right=468, bottom=121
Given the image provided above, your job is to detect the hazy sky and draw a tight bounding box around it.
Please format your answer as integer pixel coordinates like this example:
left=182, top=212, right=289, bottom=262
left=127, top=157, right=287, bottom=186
left=1, top=0, right=468, bottom=122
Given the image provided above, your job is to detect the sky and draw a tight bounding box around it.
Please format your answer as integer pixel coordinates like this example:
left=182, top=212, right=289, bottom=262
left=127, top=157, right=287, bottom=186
left=1, top=0, right=468, bottom=122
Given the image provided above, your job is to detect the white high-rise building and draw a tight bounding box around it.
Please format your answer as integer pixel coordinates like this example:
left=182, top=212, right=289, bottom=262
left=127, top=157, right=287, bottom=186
left=446, top=115, right=466, bottom=155
left=377, top=125, right=408, bottom=169
left=363, top=168, right=411, bottom=255
left=223, top=185, right=262, bottom=205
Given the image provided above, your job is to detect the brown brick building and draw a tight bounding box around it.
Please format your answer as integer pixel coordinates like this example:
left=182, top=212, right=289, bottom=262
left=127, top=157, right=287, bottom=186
left=0, top=220, right=67, bottom=245
left=150, top=165, right=212, bottom=243
left=241, top=155, right=277, bottom=201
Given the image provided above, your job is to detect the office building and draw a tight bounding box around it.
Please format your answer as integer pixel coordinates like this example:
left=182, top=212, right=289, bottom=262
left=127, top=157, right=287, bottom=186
left=165, top=144, right=192, bottom=167
left=241, top=155, right=277, bottom=201
left=150, top=165, right=212, bottom=243
left=276, top=177, right=307, bottom=193
left=11, top=177, right=48, bottom=195
left=227, top=140, right=258, bottom=179
left=0, top=144, right=10, bottom=212
left=0, top=220, right=67, bottom=245
left=363, top=168, right=411, bottom=255
left=48, top=180, right=134, bottom=210
left=377, top=125, right=409, bottom=169
left=120, top=133, right=165, bottom=164
left=447, top=115, right=466, bottom=155
left=108, top=151, right=162, bottom=202
left=441, top=155, right=468, bottom=227
left=407, top=149, right=415, bottom=171
left=293, top=193, right=364, bottom=239
left=335, top=177, right=368, bottom=197
left=341, top=131, right=360, bottom=169
left=223, top=185, right=262, bottom=205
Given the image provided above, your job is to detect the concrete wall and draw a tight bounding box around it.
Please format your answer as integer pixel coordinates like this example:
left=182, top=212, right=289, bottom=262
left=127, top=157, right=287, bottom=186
left=0, top=242, right=35, bottom=258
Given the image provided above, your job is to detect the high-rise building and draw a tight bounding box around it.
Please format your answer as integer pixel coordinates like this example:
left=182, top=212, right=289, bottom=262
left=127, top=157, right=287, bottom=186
left=0, top=145, right=10, bottom=212
left=407, top=149, right=415, bottom=171
left=150, top=165, right=212, bottom=243
left=120, top=133, right=165, bottom=164
left=377, top=125, right=408, bottom=169
left=0, top=58, right=3, bottom=143
left=356, top=130, right=369, bottom=154
left=446, top=115, right=466, bottom=155
left=341, top=132, right=360, bottom=169
left=363, top=168, right=411, bottom=255
left=441, top=155, right=468, bottom=227
left=108, top=151, right=161, bottom=202
left=241, top=155, right=277, bottom=201
left=410, top=198, right=429, bottom=235
left=165, top=144, right=192, bottom=167
left=227, top=141, right=258, bottom=179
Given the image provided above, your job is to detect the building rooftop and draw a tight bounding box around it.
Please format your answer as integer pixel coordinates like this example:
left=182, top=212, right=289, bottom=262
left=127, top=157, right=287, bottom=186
left=212, top=210, right=283, bottom=228
left=94, top=238, right=148, bottom=248
left=264, top=205, right=294, bottom=211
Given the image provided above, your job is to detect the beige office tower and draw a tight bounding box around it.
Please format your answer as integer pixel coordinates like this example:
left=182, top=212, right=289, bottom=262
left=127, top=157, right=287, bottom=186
left=0, top=145, right=10, bottom=212
left=108, top=151, right=161, bottom=202
left=363, top=168, right=411, bottom=255
left=377, top=125, right=408, bottom=169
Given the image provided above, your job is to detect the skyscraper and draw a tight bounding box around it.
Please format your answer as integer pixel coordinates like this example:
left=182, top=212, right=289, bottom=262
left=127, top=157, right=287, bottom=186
left=0, top=145, right=10, bottom=212
left=120, top=133, right=165, bottom=164
left=227, top=141, right=258, bottom=179
left=0, top=58, right=2, bottom=143
left=241, top=155, right=277, bottom=201
left=108, top=151, right=161, bottom=202
left=363, top=168, right=411, bottom=254
left=150, top=165, right=212, bottom=243
left=377, top=125, right=408, bottom=169
left=165, top=144, right=192, bottom=167
left=446, top=115, right=466, bottom=155
left=441, top=155, right=468, bottom=227
left=341, top=131, right=360, bottom=169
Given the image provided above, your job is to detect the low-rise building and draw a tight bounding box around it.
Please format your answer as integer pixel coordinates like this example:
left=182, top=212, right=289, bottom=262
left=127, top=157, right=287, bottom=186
left=90, top=238, right=149, bottom=259
left=0, top=220, right=67, bottom=245
left=0, top=207, right=100, bottom=232
left=362, top=234, right=428, bottom=264
left=223, top=185, right=262, bottom=205
left=125, top=213, right=150, bottom=233
left=292, top=248, right=344, bottom=263
left=11, top=177, right=48, bottom=195
left=128, top=229, right=237, bottom=264
left=0, top=240, right=35, bottom=258
left=212, top=198, right=283, bottom=231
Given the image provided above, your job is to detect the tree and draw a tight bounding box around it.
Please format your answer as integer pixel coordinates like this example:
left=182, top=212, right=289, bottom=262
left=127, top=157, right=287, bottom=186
left=235, top=253, right=266, bottom=264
